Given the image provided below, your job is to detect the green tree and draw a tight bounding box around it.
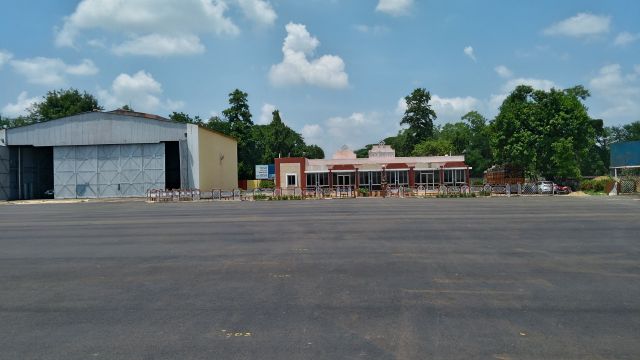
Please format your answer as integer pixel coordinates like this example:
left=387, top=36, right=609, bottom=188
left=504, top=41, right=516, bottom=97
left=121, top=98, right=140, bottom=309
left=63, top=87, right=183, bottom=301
left=29, top=88, right=102, bottom=121
left=439, top=122, right=471, bottom=155
left=412, top=138, right=454, bottom=156
left=400, top=88, right=437, bottom=148
left=384, top=130, right=413, bottom=156
left=222, top=89, right=256, bottom=179
left=169, top=111, right=203, bottom=125
left=354, top=144, right=373, bottom=158
left=205, top=115, right=232, bottom=136
left=0, top=115, right=32, bottom=128
left=461, top=111, right=493, bottom=177
left=491, top=85, right=595, bottom=180
left=607, top=121, right=640, bottom=143
left=302, top=144, right=325, bottom=159
left=257, top=110, right=306, bottom=163
left=580, top=119, right=608, bottom=176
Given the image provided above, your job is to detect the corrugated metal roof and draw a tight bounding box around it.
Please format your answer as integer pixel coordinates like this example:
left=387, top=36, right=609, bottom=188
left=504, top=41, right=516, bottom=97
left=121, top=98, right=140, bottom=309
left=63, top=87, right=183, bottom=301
left=6, top=111, right=188, bottom=147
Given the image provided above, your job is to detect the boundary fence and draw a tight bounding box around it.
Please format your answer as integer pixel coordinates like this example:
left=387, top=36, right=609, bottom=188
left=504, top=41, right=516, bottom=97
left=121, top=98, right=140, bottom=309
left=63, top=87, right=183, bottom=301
left=146, top=182, right=580, bottom=203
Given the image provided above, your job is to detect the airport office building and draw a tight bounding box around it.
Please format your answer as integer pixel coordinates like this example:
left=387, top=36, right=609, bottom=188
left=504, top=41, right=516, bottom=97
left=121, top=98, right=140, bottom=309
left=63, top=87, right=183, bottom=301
left=275, top=143, right=470, bottom=191
left=0, top=110, right=237, bottom=200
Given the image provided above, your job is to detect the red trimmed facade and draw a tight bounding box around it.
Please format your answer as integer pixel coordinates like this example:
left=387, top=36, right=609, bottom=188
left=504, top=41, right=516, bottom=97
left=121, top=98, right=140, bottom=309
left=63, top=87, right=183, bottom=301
left=275, top=144, right=471, bottom=191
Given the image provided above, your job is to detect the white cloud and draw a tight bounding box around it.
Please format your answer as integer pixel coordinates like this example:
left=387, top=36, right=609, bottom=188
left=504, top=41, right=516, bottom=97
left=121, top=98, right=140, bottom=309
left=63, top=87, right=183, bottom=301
left=269, top=22, right=349, bottom=89
left=494, top=65, right=513, bottom=78
left=87, top=38, right=107, bottom=49
left=10, top=57, right=98, bottom=86
left=463, top=46, right=476, bottom=61
left=502, top=78, right=557, bottom=93
left=0, top=50, right=13, bottom=68
left=300, top=111, right=400, bottom=155
left=301, top=124, right=323, bottom=144
left=236, top=0, right=277, bottom=26
left=431, top=95, right=480, bottom=120
left=488, top=77, right=559, bottom=114
left=113, top=34, right=205, bottom=56
left=1, top=91, right=39, bottom=118
left=376, top=0, right=414, bottom=16
left=614, top=32, right=640, bottom=47
left=325, top=112, right=382, bottom=149
left=98, top=70, right=183, bottom=113
left=354, top=24, right=389, bottom=35
left=396, top=94, right=480, bottom=121
left=395, top=97, right=407, bottom=115
left=489, top=94, right=508, bottom=112
left=544, top=13, right=610, bottom=38
left=589, top=64, right=640, bottom=120
left=55, top=0, right=276, bottom=56
left=258, top=103, right=276, bottom=125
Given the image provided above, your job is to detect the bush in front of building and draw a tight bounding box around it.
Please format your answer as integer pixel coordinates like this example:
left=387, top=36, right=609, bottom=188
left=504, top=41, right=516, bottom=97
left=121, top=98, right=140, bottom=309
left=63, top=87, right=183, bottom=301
left=579, top=177, right=613, bottom=193
left=259, top=180, right=275, bottom=188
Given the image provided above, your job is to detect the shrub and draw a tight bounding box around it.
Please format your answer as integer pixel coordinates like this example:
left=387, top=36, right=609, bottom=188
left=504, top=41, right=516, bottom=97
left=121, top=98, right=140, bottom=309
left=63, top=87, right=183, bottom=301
left=580, top=177, right=612, bottom=192
left=259, top=180, right=275, bottom=189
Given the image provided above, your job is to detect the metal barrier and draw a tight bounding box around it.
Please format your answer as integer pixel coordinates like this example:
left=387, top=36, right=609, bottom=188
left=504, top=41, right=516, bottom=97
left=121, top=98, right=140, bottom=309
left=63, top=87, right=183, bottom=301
left=620, top=178, right=638, bottom=194
left=147, top=188, right=244, bottom=202
left=148, top=183, right=576, bottom=202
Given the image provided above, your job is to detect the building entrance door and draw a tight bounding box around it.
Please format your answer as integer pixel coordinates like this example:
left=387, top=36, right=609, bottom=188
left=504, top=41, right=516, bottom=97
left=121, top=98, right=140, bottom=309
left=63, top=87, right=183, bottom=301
left=421, top=172, right=436, bottom=189
left=337, top=174, right=351, bottom=187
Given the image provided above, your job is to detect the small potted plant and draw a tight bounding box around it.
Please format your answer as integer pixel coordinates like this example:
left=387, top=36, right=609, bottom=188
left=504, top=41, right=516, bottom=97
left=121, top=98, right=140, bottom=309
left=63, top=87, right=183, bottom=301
left=358, top=187, right=369, bottom=197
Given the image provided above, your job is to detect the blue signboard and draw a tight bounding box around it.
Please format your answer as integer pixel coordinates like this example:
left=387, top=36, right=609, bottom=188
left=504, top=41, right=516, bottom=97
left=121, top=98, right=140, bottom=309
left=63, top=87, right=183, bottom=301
left=611, top=141, right=640, bottom=168
left=255, top=164, right=275, bottom=180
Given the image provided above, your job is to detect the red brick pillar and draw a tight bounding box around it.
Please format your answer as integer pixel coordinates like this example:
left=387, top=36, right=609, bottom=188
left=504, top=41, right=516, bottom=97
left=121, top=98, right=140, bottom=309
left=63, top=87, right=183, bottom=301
left=409, top=167, right=415, bottom=188
left=465, top=167, right=470, bottom=186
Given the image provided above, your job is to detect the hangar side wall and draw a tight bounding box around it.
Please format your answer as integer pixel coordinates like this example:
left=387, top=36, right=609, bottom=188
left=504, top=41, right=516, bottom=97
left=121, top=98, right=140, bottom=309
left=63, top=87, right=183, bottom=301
left=197, top=127, right=238, bottom=190
left=185, top=124, right=200, bottom=189
left=0, top=145, right=9, bottom=200
left=54, top=143, right=165, bottom=199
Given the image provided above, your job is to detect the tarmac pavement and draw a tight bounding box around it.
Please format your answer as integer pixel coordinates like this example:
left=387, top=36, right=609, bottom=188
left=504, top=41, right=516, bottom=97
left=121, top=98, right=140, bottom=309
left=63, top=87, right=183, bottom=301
left=0, top=197, right=639, bottom=359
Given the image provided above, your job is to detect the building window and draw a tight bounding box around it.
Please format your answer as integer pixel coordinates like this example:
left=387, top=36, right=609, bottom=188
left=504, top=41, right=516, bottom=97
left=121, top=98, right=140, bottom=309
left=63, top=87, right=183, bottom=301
left=358, top=171, right=382, bottom=191
left=443, top=169, right=466, bottom=186
left=306, top=173, right=329, bottom=187
left=388, top=170, right=408, bottom=187
left=286, top=174, right=297, bottom=187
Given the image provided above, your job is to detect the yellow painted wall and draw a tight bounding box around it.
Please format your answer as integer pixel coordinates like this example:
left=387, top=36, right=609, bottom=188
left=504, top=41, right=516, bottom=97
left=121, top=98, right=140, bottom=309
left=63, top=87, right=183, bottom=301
left=246, top=180, right=261, bottom=190
left=198, top=127, right=238, bottom=189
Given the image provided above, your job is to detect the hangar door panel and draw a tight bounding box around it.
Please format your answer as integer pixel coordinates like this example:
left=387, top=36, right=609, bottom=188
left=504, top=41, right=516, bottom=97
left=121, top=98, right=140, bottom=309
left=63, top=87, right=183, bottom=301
left=97, top=145, right=120, bottom=198
left=75, top=146, right=98, bottom=198
left=54, top=144, right=165, bottom=199
left=54, top=146, right=77, bottom=199
left=142, top=143, right=165, bottom=190
left=0, top=146, right=9, bottom=200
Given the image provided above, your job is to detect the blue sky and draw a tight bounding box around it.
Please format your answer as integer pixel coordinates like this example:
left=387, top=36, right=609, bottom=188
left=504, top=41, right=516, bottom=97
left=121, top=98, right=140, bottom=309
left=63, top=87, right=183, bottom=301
left=1, top=0, right=639, bottom=155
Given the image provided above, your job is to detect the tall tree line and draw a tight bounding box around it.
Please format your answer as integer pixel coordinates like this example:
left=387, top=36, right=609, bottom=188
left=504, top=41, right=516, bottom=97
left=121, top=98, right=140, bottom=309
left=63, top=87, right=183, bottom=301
left=356, top=86, right=639, bottom=180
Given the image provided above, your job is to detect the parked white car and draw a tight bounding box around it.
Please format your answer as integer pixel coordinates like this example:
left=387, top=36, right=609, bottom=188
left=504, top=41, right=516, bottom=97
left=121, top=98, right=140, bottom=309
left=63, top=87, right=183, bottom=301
left=537, top=181, right=554, bottom=194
